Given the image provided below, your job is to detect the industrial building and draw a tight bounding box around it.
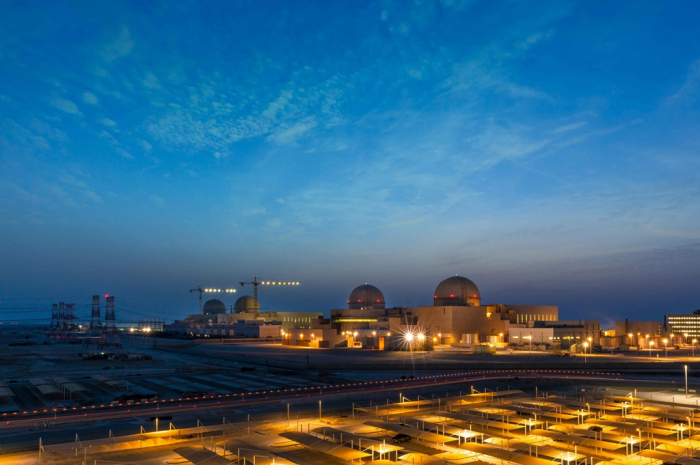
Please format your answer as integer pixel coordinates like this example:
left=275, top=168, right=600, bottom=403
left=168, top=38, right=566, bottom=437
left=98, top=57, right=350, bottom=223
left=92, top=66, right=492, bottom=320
left=614, top=319, right=665, bottom=339
left=666, top=310, right=700, bottom=338
left=282, top=276, right=560, bottom=349
left=510, top=320, right=601, bottom=349
left=163, top=295, right=322, bottom=338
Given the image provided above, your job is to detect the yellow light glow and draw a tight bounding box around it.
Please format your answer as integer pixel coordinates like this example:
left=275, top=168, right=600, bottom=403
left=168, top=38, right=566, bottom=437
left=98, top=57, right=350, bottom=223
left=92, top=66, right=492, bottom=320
left=418, top=333, right=425, bottom=341
left=405, top=333, right=414, bottom=342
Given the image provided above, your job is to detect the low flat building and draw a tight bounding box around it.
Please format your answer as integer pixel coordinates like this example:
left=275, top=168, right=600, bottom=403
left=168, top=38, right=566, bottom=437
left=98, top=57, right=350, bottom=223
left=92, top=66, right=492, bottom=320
left=164, top=296, right=322, bottom=337
left=232, top=319, right=280, bottom=338
left=509, top=327, right=554, bottom=346
left=614, top=320, right=665, bottom=343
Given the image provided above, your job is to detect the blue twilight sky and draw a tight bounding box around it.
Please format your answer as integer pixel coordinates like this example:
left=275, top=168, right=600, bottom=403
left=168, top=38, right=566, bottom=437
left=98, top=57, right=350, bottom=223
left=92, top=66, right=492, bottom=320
left=1, top=0, right=699, bottom=326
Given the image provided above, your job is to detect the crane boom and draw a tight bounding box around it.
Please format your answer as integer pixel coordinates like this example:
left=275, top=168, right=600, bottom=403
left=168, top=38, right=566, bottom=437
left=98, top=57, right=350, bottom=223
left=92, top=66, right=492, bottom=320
left=239, top=276, right=300, bottom=301
left=189, top=285, right=237, bottom=314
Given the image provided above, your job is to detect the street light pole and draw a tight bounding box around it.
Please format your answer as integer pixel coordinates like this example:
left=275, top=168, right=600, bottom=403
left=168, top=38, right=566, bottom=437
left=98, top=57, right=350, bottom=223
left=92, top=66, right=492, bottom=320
left=685, top=365, right=688, bottom=397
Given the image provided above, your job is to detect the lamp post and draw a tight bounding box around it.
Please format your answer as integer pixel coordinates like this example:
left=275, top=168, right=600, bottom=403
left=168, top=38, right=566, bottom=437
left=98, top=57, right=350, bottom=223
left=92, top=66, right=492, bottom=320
left=685, top=365, right=689, bottom=397
left=663, top=338, right=668, bottom=358
left=583, top=342, right=588, bottom=363
left=693, top=339, right=697, bottom=358
left=649, top=341, right=654, bottom=359
left=685, top=333, right=689, bottom=345
left=628, top=333, right=633, bottom=346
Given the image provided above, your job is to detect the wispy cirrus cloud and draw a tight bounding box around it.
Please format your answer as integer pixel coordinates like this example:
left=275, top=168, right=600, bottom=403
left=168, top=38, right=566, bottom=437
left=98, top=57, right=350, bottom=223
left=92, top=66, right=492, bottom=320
left=49, top=94, right=81, bottom=115
left=82, top=92, right=99, bottom=105
left=101, top=26, right=134, bottom=62
left=668, top=59, right=700, bottom=103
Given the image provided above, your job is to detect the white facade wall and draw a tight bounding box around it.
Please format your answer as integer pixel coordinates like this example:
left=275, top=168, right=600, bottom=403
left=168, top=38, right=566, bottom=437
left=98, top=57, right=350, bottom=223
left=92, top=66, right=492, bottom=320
left=509, top=327, right=554, bottom=346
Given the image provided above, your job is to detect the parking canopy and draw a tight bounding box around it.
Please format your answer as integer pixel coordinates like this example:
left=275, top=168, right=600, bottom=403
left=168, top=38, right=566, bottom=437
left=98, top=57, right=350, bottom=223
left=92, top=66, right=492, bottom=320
left=279, top=431, right=370, bottom=461
left=173, top=446, right=235, bottom=465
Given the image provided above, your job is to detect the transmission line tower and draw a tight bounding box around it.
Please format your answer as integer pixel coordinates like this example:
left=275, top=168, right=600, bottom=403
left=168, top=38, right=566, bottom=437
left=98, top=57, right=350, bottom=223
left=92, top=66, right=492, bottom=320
left=83, top=295, right=102, bottom=347
left=48, top=303, right=59, bottom=340
left=98, top=296, right=122, bottom=349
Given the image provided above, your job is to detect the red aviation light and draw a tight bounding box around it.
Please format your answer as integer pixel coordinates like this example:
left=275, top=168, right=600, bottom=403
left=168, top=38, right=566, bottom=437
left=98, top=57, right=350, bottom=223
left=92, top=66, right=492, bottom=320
left=450, top=294, right=454, bottom=298
left=472, top=294, right=478, bottom=297
left=434, top=295, right=437, bottom=298
left=376, top=299, right=380, bottom=302
left=358, top=299, right=361, bottom=302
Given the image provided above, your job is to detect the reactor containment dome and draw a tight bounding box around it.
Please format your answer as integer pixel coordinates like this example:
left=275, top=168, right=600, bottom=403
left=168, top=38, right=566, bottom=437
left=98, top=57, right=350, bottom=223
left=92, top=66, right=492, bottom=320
left=433, top=276, right=481, bottom=306
left=234, top=295, right=260, bottom=314
left=202, top=299, right=227, bottom=315
left=348, top=284, right=385, bottom=310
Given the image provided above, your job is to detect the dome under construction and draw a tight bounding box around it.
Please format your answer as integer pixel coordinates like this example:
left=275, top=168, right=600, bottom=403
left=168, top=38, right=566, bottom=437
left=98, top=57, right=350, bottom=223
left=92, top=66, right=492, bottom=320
left=234, top=295, right=260, bottom=314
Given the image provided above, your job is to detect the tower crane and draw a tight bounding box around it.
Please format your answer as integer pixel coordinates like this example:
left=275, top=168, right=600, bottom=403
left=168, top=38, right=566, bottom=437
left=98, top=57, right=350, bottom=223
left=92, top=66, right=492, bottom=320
left=239, top=276, right=299, bottom=301
left=189, top=284, right=204, bottom=314
left=190, top=284, right=237, bottom=314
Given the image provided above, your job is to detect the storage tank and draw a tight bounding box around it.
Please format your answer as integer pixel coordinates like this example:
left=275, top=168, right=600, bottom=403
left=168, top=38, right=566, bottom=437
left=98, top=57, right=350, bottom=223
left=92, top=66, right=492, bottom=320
left=462, top=333, right=479, bottom=345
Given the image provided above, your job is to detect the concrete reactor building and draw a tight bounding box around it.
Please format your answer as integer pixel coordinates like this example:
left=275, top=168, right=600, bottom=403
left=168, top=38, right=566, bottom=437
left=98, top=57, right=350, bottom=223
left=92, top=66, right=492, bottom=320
left=282, top=275, right=560, bottom=349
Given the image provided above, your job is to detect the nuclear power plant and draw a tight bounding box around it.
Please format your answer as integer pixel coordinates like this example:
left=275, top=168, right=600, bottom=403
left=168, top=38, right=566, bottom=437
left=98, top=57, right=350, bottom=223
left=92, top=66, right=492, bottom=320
left=281, top=275, right=572, bottom=350
left=159, top=274, right=599, bottom=352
